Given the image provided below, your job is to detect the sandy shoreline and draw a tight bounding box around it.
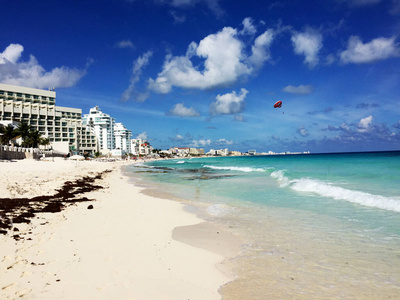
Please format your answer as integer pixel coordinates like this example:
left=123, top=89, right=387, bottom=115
left=0, top=158, right=239, bottom=299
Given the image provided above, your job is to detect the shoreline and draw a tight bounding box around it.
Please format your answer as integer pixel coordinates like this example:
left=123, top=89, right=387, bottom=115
left=0, top=159, right=239, bottom=299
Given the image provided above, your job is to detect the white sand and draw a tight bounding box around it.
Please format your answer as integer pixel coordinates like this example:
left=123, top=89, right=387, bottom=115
left=0, top=158, right=234, bottom=299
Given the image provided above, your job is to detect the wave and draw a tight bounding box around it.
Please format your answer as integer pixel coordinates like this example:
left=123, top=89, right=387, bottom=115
left=176, top=160, right=185, bottom=164
left=271, top=169, right=400, bottom=213
left=204, top=165, right=266, bottom=173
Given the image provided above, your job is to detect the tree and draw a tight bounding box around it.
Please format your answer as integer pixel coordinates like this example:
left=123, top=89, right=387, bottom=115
left=25, top=129, right=43, bottom=148
left=15, top=122, right=32, bottom=147
left=0, top=124, right=18, bottom=145
left=40, top=137, right=50, bottom=149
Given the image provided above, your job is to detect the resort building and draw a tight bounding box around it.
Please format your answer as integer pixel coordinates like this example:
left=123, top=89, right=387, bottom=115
left=206, top=148, right=229, bottom=156
left=114, top=122, right=132, bottom=154
left=189, top=148, right=205, bottom=156
left=131, top=139, right=152, bottom=156
left=170, top=147, right=190, bottom=157
left=82, top=106, right=115, bottom=154
left=0, top=83, right=97, bottom=155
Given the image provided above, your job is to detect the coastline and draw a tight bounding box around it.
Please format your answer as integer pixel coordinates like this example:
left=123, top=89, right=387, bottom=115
left=0, top=159, right=238, bottom=299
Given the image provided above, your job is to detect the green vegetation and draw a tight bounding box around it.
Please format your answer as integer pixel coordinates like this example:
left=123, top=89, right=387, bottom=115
left=0, top=122, right=49, bottom=148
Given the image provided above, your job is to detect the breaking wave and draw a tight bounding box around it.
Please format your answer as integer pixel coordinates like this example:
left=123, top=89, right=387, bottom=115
left=204, top=165, right=266, bottom=173
left=271, top=169, right=400, bottom=212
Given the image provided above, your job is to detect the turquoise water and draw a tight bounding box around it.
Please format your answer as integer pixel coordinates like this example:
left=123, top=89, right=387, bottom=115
left=125, top=152, right=400, bottom=298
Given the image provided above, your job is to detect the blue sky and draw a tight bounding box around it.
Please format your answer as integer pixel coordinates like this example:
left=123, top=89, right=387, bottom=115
left=1, top=0, right=400, bottom=153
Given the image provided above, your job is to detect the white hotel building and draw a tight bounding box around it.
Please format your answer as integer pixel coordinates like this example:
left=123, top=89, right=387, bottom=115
left=82, top=106, right=132, bottom=155
left=114, top=122, right=132, bottom=153
left=0, top=83, right=97, bottom=154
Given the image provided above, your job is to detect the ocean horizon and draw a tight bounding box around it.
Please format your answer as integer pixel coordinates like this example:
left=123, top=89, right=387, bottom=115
left=125, top=151, right=400, bottom=298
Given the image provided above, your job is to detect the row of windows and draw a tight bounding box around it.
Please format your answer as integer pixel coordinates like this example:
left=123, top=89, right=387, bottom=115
left=0, top=90, right=55, bottom=101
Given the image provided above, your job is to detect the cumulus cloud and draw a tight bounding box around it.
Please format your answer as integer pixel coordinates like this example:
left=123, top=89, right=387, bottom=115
left=121, top=51, right=153, bottom=102
left=357, top=115, right=373, bottom=132
left=136, top=131, right=148, bottom=140
left=0, top=43, right=87, bottom=89
left=297, top=126, right=310, bottom=137
left=167, top=103, right=200, bottom=117
left=282, top=84, right=313, bottom=94
left=148, top=20, right=274, bottom=93
left=239, top=17, right=257, bottom=35
left=215, top=138, right=233, bottom=145
left=339, top=36, right=400, bottom=64
left=192, top=139, right=212, bottom=147
left=115, top=40, right=135, bottom=49
left=248, top=29, right=274, bottom=67
left=210, top=88, right=248, bottom=116
left=291, top=28, right=323, bottom=68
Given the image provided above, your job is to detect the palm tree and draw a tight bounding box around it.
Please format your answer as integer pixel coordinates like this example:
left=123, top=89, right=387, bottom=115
left=0, top=124, right=18, bottom=145
left=40, top=137, right=50, bottom=149
left=15, top=122, right=32, bottom=147
left=26, top=129, right=43, bottom=148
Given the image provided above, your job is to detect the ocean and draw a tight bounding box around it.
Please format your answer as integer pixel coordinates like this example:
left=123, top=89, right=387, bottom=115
left=124, top=152, right=400, bottom=299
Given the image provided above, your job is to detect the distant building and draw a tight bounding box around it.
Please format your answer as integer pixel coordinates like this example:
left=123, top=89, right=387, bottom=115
left=229, top=150, right=242, bottom=156
left=248, top=149, right=256, bottom=155
left=189, top=148, right=204, bottom=156
left=170, top=147, right=190, bottom=156
left=131, top=139, right=152, bottom=156
left=206, top=148, right=229, bottom=156
left=0, top=83, right=97, bottom=155
left=82, top=106, right=115, bottom=154
left=114, top=122, right=132, bottom=153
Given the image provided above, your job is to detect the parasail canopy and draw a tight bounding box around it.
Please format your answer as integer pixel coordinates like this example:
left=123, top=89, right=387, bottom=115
left=274, top=101, right=282, bottom=108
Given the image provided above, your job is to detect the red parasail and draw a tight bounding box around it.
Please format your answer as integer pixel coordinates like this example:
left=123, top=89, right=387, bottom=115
left=274, top=100, right=282, bottom=108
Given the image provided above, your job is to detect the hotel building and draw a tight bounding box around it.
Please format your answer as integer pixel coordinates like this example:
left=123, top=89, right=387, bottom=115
left=0, top=83, right=97, bottom=154
left=82, top=106, right=115, bottom=154
left=114, top=122, right=132, bottom=153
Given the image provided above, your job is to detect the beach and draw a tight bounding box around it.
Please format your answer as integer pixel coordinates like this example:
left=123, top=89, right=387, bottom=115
left=0, top=158, right=239, bottom=299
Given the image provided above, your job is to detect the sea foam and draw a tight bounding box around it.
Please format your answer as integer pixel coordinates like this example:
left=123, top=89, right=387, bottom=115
left=270, top=169, right=400, bottom=212
left=204, top=165, right=266, bottom=173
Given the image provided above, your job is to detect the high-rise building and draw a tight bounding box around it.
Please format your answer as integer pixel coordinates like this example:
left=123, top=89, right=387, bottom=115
left=82, top=106, right=115, bottom=154
left=114, top=122, right=132, bottom=153
left=0, top=83, right=97, bottom=154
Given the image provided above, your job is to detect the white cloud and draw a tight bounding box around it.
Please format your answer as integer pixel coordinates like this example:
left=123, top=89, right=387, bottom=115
left=0, top=44, right=23, bottom=64
left=0, top=43, right=87, bottom=89
left=240, top=17, right=257, bottom=35
left=216, top=138, right=233, bottom=145
left=339, top=36, right=400, bottom=64
left=357, top=115, right=373, bottom=132
left=116, top=40, right=134, bottom=49
left=175, top=134, right=184, bottom=140
left=148, top=20, right=274, bottom=93
left=297, top=126, right=310, bottom=137
left=291, top=28, right=323, bottom=68
left=167, top=103, right=200, bottom=117
left=122, top=51, right=153, bottom=102
left=136, top=131, right=148, bottom=140
left=192, top=139, right=212, bottom=147
left=210, top=88, right=248, bottom=116
left=282, top=84, right=313, bottom=95
left=248, top=29, right=274, bottom=67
